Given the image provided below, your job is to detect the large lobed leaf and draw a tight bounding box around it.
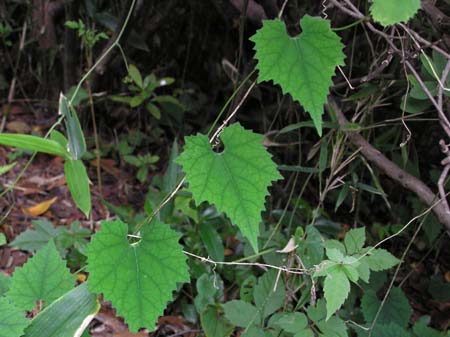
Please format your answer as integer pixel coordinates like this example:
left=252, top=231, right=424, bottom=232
left=86, top=219, right=189, bottom=332
left=250, top=16, right=345, bottom=135
left=176, top=123, right=282, bottom=251
left=6, top=240, right=75, bottom=311
left=370, top=0, right=421, bottom=26
left=0, top=298, right=28, bottom=337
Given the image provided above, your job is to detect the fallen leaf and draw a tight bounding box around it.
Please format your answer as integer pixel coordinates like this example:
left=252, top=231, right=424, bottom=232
left=23, top=196, right=58, bottom=216
left=77, top=273, right=87, bottom=282
left=445, top=271, right=450, bottom=283
left=6, top=121, right=31, bottom=134
left=276, top=237, right=298, bottom=253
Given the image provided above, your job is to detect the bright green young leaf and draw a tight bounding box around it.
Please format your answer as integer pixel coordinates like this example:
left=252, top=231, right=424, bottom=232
left=361, top=287, right=411, bottom=328
left=23, top=283, right=99, bottom=337
left=366, top=248, right=400, bottom=271
left=7, top=241, right=75, bottom=311
left=254, top=270, right=285, bottom=319
left=200, top=305, right=234, bottom=337
left=59, top=93, right=86, bottom=160
left=176, top=123, right=282, bottom=252
left=250, top=16, right=345, bottom=135
left=326, top=248, right=345, bottom=262
left=223, top=300, right=261, bottom=328
left=0, top=298, right=28, bottom=337
left=0, top=233, right=5, bottom=246
left=64, top=159, right=91, bottom=217
left=344, top=227, right=366, bottom=255
left=0, top=134, right=67, bottom=157
left=370, top=0, right=421, bottom=26
left=324, top=239, right=346, bottom=255
left=10, top=219, right=61, bottom=252
left=86, top=219, right=189, bottom=332
left=323, top=267, right=350, bottom=320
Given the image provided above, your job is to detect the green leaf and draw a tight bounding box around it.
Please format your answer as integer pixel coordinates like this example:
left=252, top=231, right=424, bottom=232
left=323, top=267, right=350, bottom=320
left=86, top=219, right=189, bottom=332
left=7, top=241, right=75, bottom=311
left=64, top=159, right=91, bottom=217
left=316, top=316, right=348, bottom=337
left=270, top=312, right=309, bottom=333
left=10, top=219, right=60, bottom=252
left=0, top=134, right=67, bottom=157
left=146, top=102, right=161, bottom=119
left=324, top=239, right=346, bottom=255
left=254, top=270, right=285, bottom=319
left=250, top=16, right=345, bottom=135
left=0, top=162, right=16, bottom=176
left=59, top=94, right=86, bottom=160
left=199, top=223, right=225, bottom=262
left=128, top=64, right=143, bottom=88
left=200, top=305, right=234, bottom=337
left=344, top=227, right=366, bottom=255
left=358, top=323, right=410, bottom=337
left=176, top=123, right=282, bottom=252
left=195, top=274, right=222, bottom=313
left=0, top=298, right=28, bottom=337
left=326, top=248, right=345, bottom=262
left=23, top=283, right=99, bottom=337
left=366, top=248, right=400, bottom=271
left=0, top=233, right=5, bottom=246
left=361, top=287, right=411, bottom=328
left=370, top=0, right=421, bottom=26
left=412, top=321, right=442, bottom=337
left=0, top=273, right=10, bottom=296
left=223, top=300, right=261, bottom=328
left=297, top=225, right=324, bottom=269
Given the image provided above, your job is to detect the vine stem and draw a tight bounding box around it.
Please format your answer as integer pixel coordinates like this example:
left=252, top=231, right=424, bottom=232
left=69, top=0, right=136, bottom=106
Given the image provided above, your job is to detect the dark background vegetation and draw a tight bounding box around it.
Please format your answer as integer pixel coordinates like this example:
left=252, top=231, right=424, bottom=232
left=1, top=0, right=450, bottom=335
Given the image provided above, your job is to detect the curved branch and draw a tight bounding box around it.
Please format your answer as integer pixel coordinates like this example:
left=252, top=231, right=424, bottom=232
left=328, top=96, right=450, bottom=232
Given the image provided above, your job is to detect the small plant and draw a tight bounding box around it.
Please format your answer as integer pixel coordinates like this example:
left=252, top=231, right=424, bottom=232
left=64, top=19, right=108, bottom=50
left=111, top=64, right=184, bottom=120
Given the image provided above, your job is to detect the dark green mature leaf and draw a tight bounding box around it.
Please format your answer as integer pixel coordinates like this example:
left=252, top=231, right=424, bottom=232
left=195, top=274, right=223, bottom=313
left=297, top=225, right=324, bottom=269
left=358, top=323, right=410, bottom=337
left=200, top=305, right=234, bottom=337
left=270, top=312, right=312, bottom=336
left=86, top=219, right=189, bottom=332
left=176, top=123, right=282, bottom=252
left=223, top=300, right=261, bottom=328
left=0, top=298, right=28, bottom=337
left=64, top=159, right=91, bottom=217
left=10, top=219, right=60, bottom=252
left=254, top=270, right=285, bottom=319
left=361, top=288, right=411, bottom=328
left=7, top=241, right=75, bottom=311
left=0, top=134, right=67, bottom=157
left=199, top=223, right=224, bottom=262
left=250, top=16, right=345, bottom=135
left=23, top=283, right=99, bottom=337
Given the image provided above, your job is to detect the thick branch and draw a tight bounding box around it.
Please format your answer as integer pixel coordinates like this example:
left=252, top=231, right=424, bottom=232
left=328, top=96, right=450, bottom=231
